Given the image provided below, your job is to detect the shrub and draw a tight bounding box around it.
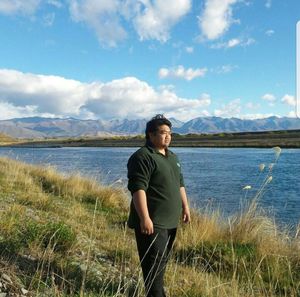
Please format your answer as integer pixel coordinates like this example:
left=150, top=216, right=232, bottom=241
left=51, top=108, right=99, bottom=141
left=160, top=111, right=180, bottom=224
left=39, top=222, right=76, bottom=252
left=176, top=241, right=257, bottom=275
left=0, top=218, right=76, bottom=254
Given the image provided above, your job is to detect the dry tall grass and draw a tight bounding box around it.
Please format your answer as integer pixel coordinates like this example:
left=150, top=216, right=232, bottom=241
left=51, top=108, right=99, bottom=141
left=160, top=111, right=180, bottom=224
left=0, top=146, right=299, bottom=296
left=0, top=156, right=138, bottom=296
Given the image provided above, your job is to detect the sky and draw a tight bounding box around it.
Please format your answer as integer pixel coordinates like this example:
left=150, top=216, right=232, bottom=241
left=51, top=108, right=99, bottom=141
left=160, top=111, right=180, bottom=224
left=0, top=0, right=299, bottom=122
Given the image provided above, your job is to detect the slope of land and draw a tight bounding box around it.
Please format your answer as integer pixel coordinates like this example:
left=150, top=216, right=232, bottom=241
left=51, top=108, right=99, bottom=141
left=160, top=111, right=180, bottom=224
left=0, top=133, right=18, bottom=145
left=0, top=155, right=300, bottom=296
left=3, top=129, right=300, bottom=148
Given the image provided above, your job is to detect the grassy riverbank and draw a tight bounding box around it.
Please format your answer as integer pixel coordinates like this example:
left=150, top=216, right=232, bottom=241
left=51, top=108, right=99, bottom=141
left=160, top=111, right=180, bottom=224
left=0, top=153, right=300, bottom=296
left=2, top=129, right=300, bottom=148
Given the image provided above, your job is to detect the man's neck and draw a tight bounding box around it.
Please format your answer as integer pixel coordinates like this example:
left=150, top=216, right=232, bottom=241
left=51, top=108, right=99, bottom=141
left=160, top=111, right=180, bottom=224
left=157, top=148, right=166, bottom=155
left=146, top=142, right=168, bottom=155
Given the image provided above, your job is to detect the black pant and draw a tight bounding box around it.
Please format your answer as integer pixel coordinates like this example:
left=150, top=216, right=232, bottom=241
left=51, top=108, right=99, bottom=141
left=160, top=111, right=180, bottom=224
left=134, top=227, right=177, bottom=297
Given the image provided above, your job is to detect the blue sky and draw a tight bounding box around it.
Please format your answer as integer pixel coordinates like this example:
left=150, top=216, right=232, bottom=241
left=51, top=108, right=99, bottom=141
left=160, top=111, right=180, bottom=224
left=0, top=0, right=299, bottom=121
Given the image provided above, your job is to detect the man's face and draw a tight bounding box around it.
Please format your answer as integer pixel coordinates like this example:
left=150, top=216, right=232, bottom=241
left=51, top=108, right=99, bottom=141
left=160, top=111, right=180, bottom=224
left=149, top=124, right=172, bottom=149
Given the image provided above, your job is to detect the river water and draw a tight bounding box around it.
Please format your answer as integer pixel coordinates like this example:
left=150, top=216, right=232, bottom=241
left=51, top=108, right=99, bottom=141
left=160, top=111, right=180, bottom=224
left=0, top=146, right=299, bottom=227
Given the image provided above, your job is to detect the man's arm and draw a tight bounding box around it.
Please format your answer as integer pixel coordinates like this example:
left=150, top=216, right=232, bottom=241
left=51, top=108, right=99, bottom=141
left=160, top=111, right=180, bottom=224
left=132, top=189, right=154, bottom=235
left=180, top=187, right=191, bottom=223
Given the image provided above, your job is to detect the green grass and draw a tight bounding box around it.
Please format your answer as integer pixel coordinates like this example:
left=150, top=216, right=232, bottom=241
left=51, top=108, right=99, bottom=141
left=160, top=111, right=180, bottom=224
left=0, top=148, right=300, bottom=296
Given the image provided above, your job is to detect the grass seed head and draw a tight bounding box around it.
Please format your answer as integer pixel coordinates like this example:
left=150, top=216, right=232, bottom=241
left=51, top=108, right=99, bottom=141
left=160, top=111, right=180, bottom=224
left=259, top=163, right=265, bottom=171
left=273, top=146, right=281, bottom=158
left=243, top=185, right=252, bottom=190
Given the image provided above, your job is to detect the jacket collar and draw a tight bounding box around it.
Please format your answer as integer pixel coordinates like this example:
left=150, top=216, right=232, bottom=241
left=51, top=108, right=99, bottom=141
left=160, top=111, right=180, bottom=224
left=146, top=144, right=169, bottom=156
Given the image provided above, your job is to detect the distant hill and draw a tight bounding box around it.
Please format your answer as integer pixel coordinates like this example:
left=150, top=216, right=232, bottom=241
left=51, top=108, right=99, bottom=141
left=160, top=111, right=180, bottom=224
left=179, top=116, right=300, bottom=133
left=0, top=116, right=300, bottom=139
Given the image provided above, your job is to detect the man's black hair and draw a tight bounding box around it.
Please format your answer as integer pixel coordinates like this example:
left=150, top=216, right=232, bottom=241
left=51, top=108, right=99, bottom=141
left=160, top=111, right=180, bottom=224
left=145, top=114, right=172, bottom=141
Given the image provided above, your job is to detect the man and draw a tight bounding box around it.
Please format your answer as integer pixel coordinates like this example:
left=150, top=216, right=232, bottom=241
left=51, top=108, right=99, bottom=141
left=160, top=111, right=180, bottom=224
left=127, top=114, right=191, bottom=297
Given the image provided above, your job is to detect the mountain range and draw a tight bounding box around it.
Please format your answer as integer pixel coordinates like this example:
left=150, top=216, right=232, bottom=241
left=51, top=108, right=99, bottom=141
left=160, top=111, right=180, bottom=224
left=0, top=116, right=300, bottom=139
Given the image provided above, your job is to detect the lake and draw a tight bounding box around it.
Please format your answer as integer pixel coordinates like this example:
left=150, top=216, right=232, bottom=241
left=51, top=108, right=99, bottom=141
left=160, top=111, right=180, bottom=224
left=0, top=146, right=299, bottom=227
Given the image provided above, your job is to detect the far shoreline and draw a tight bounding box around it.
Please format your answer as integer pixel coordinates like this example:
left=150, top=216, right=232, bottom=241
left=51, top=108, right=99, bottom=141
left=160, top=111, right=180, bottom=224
left=1, top=129, right=300, bottom=149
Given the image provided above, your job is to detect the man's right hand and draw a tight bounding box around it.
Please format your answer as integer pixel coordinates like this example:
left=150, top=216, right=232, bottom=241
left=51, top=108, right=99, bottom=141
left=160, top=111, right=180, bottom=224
left=140, top=217, right=154, bottom=235
left=132, top=190, right=154, bottom=235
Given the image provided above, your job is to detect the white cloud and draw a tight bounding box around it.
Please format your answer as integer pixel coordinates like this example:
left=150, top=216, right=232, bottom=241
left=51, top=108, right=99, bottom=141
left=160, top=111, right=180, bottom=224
left=214, top=98, right=241, bottom=117
left=157, top=84, right=176, bottom=92
left=158, top=65, right=207, bottom=81
left=245, top=102, right=260, bottom=110
left=131, top=0, right=191, bottom=42
left=213, top=101, right=276, bottom=120
left=69, top=0, right=127, bottom=47
left=0, top=69, right=88, bottom=116
left=0, top=0, right=41, bottom=15
left=0, top=0, right=190, bottom=47
left=198, top=0, right=239, bottom=40
left=287, top=111, right=296, bottom=118
left=69, top=0, right=191, bottom=46
left=242, top=38, right=255, bottom=46
left=239, top=113, right=277, bottom=120
left=84, top=79, right=211, bottom=121
left=265, top=0, right=272, bottom=8
left=47, top=0, right=63, bottom=8
left=215, top=101, right=281, bottom=120
left=281, top=94, right=296, bottom=106
left=262, top=93, right=276, bottom=102
left=211, top=37, right=255, bottom=49
left=185, top=46, right=194, bottom=53
left=198, top=109, right=211, bottom=117
left=0, top=69, right=211, bottom=122
left=0, top=101, right=56, bottom=120
left=227, top=38, right=240, bottom=47
left=265, top=29, right=274, bottom=36
left=164, top=93, right=211, bottom=121
left=214, top=64, right=237, bottom=74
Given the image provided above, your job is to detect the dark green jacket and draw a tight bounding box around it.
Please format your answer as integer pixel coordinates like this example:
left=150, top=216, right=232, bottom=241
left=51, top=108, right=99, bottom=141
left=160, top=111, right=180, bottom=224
left=127, top=145, right=185, bottom=229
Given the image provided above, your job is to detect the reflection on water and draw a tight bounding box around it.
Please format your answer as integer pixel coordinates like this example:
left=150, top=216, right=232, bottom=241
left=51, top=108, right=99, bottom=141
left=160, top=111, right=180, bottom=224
left=0, top=146, right=299, bottom=226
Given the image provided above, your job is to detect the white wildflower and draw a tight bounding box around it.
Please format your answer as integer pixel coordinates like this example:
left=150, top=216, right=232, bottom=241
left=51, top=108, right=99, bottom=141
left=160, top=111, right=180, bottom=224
left=273, top=146, right=281, bottom=158
left=243, top=185, right=252, bottom=190
left=266, top=176, right=273, bottom=183
left=259, top=163, right=265, bottom=172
